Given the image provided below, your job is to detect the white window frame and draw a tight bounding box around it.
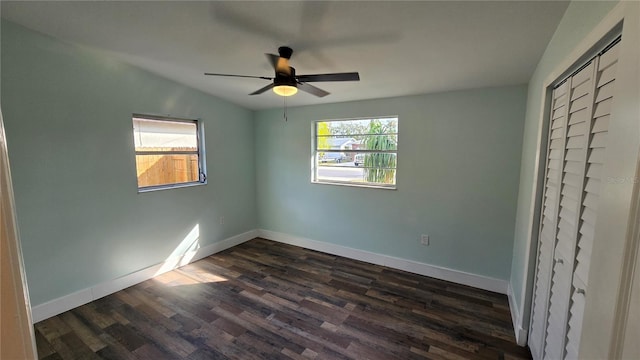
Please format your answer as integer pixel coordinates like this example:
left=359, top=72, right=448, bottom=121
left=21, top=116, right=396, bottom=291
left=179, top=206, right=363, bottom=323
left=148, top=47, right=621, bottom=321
left=312, top=116, right=398, bottom=189
left=133, top=114, right=207, bottom=192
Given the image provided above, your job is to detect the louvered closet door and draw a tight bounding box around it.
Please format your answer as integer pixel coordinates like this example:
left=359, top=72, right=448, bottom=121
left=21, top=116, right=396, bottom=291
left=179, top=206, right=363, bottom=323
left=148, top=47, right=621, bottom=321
left=544, top=61, right=596, bottom=360
left=529, top=81, right=569, bottom=360
left=528, top=37, right=621, bottom=360
left=564, top=41, right=620, bottom=360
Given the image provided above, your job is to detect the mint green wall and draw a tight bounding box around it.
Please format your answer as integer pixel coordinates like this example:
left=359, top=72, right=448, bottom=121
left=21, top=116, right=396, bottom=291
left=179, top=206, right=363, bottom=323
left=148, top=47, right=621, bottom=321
left=510, top=1, right=617, bottom=315
left=255, top=86, right=526, bottom=281
left=1, top=21, right=257, bottom=306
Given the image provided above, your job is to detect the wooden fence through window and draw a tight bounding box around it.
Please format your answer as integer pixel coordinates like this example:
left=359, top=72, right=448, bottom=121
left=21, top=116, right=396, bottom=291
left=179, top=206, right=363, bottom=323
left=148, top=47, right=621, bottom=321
left=135, top=147, right=199, bottom=187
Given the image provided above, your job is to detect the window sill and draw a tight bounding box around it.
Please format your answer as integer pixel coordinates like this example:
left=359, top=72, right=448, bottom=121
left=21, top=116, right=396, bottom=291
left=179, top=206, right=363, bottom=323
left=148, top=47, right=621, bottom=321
left=137, top=181, right=206, bottom=193
left=312, top=180, right=396, bottom=190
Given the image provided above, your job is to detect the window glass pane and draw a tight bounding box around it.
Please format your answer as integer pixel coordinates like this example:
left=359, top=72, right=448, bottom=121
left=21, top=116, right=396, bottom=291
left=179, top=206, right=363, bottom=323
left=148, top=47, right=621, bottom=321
left=133, top=118, right=197, bottom=151
left=313, top=117, right=398, bottom=188
left=316, top=134, right=397, bottom=151
left=136, top=154, right=199, bottom=188
left=316, top=117, right=398, bottom=138
left=316, top=152, right=396, bottom=186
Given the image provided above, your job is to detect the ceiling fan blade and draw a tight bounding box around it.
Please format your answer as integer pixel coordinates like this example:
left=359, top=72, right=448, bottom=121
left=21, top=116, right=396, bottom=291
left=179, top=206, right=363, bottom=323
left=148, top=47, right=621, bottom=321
left=266, top=53, right=291, bottom=75
left=204, top=73, right=272, bottom=80
left=297, top=82, right=330, bottom=97
left=296, top=72, right=360, bottom=82
left=249, top=83, right=275, bottom=95
left=265, top=53, right=279, bottom=70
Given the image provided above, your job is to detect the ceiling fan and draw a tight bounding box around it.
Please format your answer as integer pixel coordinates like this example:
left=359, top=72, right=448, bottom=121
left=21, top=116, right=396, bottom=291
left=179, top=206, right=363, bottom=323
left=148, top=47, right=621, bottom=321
left=204, top=46, right=360, bottom=98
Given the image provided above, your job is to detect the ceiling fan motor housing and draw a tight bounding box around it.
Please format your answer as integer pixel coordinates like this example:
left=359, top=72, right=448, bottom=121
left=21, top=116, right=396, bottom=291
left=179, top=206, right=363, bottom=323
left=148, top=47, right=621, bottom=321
left=274, top=67, right=297, bottom=87
left=278, top=46, right=293, bottom=59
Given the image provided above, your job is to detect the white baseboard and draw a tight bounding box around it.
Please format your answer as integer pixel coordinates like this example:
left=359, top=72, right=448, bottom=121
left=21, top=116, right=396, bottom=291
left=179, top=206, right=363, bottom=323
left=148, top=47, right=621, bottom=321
left=257, top=229, right=509, bottom=294
left=31, top=229, right=258, bottom=323
left=508, top=282, right=528, bottom=346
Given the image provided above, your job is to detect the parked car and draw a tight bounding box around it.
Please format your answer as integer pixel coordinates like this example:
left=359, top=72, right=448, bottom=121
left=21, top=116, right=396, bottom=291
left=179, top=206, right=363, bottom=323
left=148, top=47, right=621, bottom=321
left=320, top=152, right=347, bottom=163
left=354, top=153, right=365, bottom=166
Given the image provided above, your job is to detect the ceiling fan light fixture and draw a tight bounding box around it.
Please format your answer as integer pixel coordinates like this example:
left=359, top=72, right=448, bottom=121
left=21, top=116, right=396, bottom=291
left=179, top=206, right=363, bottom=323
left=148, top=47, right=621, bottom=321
left=273, top=85, right=298, bottom=97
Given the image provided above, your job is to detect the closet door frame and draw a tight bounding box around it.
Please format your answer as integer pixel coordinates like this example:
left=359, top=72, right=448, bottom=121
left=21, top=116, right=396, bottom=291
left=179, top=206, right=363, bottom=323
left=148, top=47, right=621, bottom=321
left=521, top=2, right=640, bottom=358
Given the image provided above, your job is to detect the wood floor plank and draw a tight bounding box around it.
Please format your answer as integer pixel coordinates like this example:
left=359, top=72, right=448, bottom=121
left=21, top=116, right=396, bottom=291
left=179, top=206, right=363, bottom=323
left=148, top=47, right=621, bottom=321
left=35, top=238, right=530, bottom=359
left=58, top=311, right=107, bottom=352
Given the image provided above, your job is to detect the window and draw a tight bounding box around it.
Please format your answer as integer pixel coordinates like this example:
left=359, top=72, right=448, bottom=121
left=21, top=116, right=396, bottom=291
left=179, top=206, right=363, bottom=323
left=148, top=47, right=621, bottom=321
left=132, top=115, right=205, bottom=191
left=313, top=117, right=398, bottom=188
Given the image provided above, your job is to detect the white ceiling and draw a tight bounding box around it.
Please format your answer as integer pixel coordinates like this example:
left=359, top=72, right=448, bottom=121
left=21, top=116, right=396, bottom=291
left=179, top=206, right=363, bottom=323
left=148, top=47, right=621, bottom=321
left=1, top=1, right=569, bottom=110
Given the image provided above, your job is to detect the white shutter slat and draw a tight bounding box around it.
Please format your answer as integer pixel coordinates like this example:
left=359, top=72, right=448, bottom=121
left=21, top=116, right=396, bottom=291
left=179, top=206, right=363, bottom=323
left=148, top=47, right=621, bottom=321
left=587, top=163, right=603, bottom=179
left=544, top=196, right=554, bottom=209
left=575, top=248, right=593, bottom=284
left=592, top=115, right=610, bottom=134
left=565, top=149, right=582, bottom=161
left=571, top=61, right=594, bottom=86
left=571, top=80, right=591, bottom=100
left=583, top=193, right=599, bottom=211
left=560, top=197, right=579, bottom=216
left=559, top=207, right=577, bottom=228
left=555, top=81, right=569, bottom=97
left=553, top=106, right=566, bottom=120
left=551, top=128, right=563, bottom=140
left=564, top=161, right=582, bottom=175
left=568, top=108, right=589, bottom=126
left=593, top=97, right=613, bottom=118
left=554, top=91, right=567, bottom=103
left=553, top=94, right=567, bottom=109
left=590, top=132, right=608, bottom=148
left=575, top=248, right=592, bottom=283
left=543, top=226, right=555, bottom=241
left=584, top=178, right=601, bottom=195
left=544, top=205, right=555, bottom=219
left=566, top=135, right=584, bottom=149
left=567, top=121, right=587, bottom=136
left=597, top=61, right=617, bottom=87
left=598, top=42, right=620, bottom=70
left=552, top=116, right=565, bottom=128
left=563, top=173, right=581, bottom=188
left=588, top=148, right=606, bottom=163
left=556, top=236, right=574, bottom=261
left=542, top=223, right=554, bottom=239
left=548, top=159, right=562, bottom=170
left=550, top=149, right=563, bottom=160
left=569, top=95, right=591, bottom=114
left=550, top=138, right=564, bottom=149
left=557, top=218, right=574, bottom=234
left=567, top=136, right=584, bottom=149
left=561, top=183, right=580, bottom=201
left=581, top=207, right=597, bottom=226
left=595, top=81, right=615, bottom=103
left=575, top=181, right=599, bottom=285
left=579, top=220, right=595, bottom=241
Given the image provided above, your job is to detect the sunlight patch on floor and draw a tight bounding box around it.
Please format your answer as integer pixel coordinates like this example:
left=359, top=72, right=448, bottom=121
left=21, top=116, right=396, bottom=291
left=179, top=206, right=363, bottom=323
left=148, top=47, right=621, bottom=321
left=155, top=224, right=201, bottom=276
left=151, top=224, right=230, bottom=286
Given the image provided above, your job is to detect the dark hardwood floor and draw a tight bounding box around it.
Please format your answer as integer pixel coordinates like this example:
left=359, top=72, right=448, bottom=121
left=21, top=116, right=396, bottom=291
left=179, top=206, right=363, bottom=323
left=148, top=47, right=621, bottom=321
left=35, top=238, right=531, bottom=360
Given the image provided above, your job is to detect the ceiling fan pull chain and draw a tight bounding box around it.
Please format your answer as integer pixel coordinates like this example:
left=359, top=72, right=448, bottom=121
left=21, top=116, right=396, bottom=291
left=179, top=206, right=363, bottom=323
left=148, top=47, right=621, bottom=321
left=283, top=96, right=288, bottom=122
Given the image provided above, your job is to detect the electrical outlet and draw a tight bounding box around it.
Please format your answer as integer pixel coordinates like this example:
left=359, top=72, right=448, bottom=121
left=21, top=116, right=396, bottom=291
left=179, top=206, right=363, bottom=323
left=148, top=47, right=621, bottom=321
left=421, top=234, right=429, bottom=246
left=219, top=216, right=225, bottom=225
